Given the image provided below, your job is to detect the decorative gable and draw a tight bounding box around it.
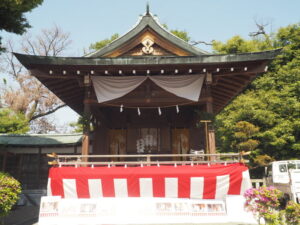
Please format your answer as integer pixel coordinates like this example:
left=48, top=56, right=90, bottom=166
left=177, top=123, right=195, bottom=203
left=86, top=13, right=208, bottom=58
left=104, top=29, right=191, bottom=57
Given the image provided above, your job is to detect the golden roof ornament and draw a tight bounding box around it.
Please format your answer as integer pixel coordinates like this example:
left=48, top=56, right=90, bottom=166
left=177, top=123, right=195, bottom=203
left=142, top=38, right=154, bottom=55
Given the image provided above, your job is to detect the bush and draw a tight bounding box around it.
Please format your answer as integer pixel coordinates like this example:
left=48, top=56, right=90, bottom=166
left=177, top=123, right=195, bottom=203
left=283, top=201, right=300, bottom=225
left=244, top=186, right=283, bottom=224
left=0, top=172, right=21, bottom=217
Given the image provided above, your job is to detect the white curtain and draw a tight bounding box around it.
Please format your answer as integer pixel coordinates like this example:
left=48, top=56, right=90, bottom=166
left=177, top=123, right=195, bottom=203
left=91, top=75, right=204, bottom=103
left=91, top=76, right=147, bottom=103
left=149, top=75, right=204, bottom=102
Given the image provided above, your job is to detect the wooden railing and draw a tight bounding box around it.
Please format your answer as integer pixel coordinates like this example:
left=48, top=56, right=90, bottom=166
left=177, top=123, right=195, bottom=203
left=48, top=153, right=248, bottom=167
left=251, top=179, right=266, bottom=188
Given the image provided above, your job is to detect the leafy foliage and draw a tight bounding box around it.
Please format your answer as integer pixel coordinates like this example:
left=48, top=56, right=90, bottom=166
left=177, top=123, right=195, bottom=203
left=234, top=121, right=260, bottom=152
left=0, top=0, right=43, bottom=52
left=215, top=23, right=300, bottom=160
left=253, top=154, right=274, bottom=167
left=162, top=24, right=191, bottom=42
left=0, top=108, right=29, bottom=134
left=212, top=35, right=274, bottom=54
left=69, top=116, right=84, bottom=133
left=283, top=201, right=300, bottom=225
left=170, top=29, right=190, bottom=42
left=0, top=172, right=21, bottom=217
left=244, top=186, right=283, bottom=224
left=69, top=115, right=94, bottom=133
left=89, top=33, right=119, bottom=51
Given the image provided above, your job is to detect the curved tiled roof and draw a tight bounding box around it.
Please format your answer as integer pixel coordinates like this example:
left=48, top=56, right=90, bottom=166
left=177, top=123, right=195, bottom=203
left=85, top=13, right=208, bottom=57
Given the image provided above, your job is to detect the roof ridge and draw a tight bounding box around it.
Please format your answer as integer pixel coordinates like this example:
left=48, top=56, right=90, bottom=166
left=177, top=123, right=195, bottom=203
left=85, top=12, right=208, bottom=58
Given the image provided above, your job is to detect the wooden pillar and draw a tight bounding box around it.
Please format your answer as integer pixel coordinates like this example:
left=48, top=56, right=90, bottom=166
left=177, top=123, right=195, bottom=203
left=74, top=145, right=78, bottom=154
left=17, top=154, right=23, bottom=181
left=2, top=151, right=8, bottom=172
left=205, top=72, right=216, bottom=155
left=37, top=147, right=42, bottom=189
left=208, top=128, right=216, bottom=154
left=82, top=75, right=92, bottom=162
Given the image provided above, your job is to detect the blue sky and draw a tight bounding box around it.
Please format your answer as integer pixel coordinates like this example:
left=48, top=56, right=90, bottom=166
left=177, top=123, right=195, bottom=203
left=22, top=0, right=300, bottom=54
left=2, top=0, right=300, bottom=130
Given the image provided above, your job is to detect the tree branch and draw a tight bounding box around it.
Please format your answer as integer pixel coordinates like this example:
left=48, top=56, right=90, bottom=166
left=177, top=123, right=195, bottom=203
left=30, top=103, right=67, bottom=121
left=249, top=21, right=269, bottom=37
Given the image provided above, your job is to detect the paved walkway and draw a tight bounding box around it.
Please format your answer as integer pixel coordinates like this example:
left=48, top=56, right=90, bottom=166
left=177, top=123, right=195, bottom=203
left=1, top=206, right=39, bottom=225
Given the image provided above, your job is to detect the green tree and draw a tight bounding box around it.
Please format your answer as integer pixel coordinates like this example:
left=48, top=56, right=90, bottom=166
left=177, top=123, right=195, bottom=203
left=170, top=29, right=190, bottom=42
left=0, top=108, right=29, bottom=134
left=89, top=33, right=119, bottom=51
left=0, top=0, right=43, bottom=52
left=212, top=34, right=274, bottom=54
left=69, top=116, right=84, bottom=133
left=162, top=24, right=190, bottom=42
left=0, top=172, right=21, bottom=217
left=234, top=121, right=260, bottom=153
left=215, top=23, right=300, bottom=160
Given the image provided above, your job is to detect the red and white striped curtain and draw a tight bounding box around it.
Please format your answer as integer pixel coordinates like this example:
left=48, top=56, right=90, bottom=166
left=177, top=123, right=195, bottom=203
left=47, top=163, right=251, bottom=199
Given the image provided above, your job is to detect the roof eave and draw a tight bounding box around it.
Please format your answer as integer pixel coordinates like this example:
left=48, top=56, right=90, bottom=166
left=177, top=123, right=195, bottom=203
left=14, top=49, right=282, bottom=67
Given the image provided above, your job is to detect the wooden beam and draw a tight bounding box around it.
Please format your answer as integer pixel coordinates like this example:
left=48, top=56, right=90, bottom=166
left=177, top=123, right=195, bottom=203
left=208, top=128, right=216, bottom=155
left=218, top=80, right=241, bottom=89
left=213, top=87, right=236, bottom=96
left=212, top=96, right=229, bottom=105
left=218, top=77, right=245, bottom=87
left=2, top=151, right=7, bottom=172
left=213, top=101, right=225, bottom=107
left=30, top=69, right=78, bottom=79
left=204, top=72, right=216, bottom=156
left=225, top=76, right=248, bottom=85
left=216, top=82, right=240, bottom=92
left=82, top=76, right=92, bottom=161
left=84, top=97, right=212, bottom=107
left=46, top=80, right=78, bottom=90
left=60, top=92, right=84, bottom=102
left=37, top=147, right=42, bottom=189
left=212, top=64, right=265, bottom=77
left=212, top=90, right=233, bottom=99
left=52, top=86, right=81, bottom=96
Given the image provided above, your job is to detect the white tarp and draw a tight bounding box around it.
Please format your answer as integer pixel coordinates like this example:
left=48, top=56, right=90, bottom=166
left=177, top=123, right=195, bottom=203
left=38, top=196, right=257, bottom=225
left=91, top=75, right=205, bottom=103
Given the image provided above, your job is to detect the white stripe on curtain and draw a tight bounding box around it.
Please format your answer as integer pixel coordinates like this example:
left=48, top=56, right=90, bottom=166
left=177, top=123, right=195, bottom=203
left=190, top=177, right=204, bottom=199
left=63, top=179, right=77, bottom=198
left=165, top=178, right=178, bottom=198
left=215, top=175, right=230, bottom=199
left=47, top=178, right=52, bottom=196
left=88, top=179, right=103, bottom=198
left=240, top=170, right=252, bottom=195
left=139, top=178, right=153, bottom=197
left=114, top=179, right=128, bottom=197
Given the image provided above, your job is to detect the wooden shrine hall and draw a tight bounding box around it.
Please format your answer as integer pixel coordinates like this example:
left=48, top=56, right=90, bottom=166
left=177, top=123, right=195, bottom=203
left=15, top=9, right=280, bottom=159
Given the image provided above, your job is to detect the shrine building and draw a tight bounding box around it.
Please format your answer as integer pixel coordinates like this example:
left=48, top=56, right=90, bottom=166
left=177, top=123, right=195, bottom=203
left=15, top=9, right=280, bottom=159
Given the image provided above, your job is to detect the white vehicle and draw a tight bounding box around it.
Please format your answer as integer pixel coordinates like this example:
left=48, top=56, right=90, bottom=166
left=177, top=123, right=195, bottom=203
left=265, top=160, right=300, bottom=203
